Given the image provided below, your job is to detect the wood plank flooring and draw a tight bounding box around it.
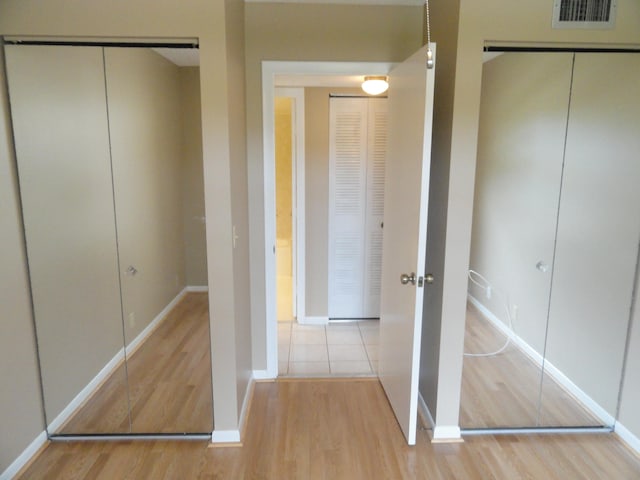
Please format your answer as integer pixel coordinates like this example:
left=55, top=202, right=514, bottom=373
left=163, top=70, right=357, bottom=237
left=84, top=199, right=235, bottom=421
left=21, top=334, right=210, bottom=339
left=461, top=302, right=601, bottom=428
left=19, top=379, right=640, bottom=479
left=59, top=292, right=213, bottom=434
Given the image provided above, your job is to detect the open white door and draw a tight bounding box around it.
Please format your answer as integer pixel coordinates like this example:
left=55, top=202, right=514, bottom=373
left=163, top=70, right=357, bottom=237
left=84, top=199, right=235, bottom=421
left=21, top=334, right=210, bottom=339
left=378, top=44, right=436, bottom=445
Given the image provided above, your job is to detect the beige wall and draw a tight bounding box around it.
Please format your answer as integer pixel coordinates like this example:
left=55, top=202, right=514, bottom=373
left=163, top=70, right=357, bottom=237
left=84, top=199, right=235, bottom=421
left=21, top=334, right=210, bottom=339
left=180, top=67, right=208, bottom=287
left=0, top=42, right=46, bottom=472
left=106, top=48, right=187, bottom=345
left=246, top=3, right=423, bottom=368
left=0, top=0, right=248, bottom=453
left=428, top=0, right=640, bottom=433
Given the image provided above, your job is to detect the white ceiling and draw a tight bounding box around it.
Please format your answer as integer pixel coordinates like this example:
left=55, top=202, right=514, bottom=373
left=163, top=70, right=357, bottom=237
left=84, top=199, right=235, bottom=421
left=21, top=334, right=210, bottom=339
left=275, top=74, right=367, bottom=88
left=152, top=48, right=200, bottom=67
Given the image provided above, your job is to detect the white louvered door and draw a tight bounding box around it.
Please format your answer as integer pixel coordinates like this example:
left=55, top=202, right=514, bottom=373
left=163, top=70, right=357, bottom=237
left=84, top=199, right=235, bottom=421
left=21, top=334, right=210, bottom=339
left=328, top=97, right=387, bottom=319
left=363, top=99, right=387, bottom=317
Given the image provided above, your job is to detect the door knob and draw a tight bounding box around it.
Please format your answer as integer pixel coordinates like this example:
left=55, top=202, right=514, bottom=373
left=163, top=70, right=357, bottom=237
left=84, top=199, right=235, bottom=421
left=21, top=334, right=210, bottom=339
left=400, top=272, right=416, bottom=285
left=425, top=273, right=434, bottom=284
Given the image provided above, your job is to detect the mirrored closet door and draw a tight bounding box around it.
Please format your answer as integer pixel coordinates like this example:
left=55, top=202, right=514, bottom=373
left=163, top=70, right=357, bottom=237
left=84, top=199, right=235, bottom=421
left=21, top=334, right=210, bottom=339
left=462, top=51, right=640, bottom=431
left=6, top=43, right=213, bottom=436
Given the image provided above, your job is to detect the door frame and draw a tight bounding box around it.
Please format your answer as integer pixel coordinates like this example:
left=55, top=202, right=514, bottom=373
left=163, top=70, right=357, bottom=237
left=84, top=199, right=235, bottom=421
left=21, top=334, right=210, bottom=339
left=262, top=61, right=395, bottom=378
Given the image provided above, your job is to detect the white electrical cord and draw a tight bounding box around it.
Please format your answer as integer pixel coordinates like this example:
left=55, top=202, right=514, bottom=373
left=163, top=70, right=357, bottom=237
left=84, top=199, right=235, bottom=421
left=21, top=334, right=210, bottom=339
left=465, top=270, right=514, bottom=357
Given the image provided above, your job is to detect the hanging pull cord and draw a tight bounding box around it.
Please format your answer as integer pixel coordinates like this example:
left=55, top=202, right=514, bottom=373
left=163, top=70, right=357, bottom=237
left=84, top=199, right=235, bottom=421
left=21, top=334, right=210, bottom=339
left=425, top=0, right=434, bottom=69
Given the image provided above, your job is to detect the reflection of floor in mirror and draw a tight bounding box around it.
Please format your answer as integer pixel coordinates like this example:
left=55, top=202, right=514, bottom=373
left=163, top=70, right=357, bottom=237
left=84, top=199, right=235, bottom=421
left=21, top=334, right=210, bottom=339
left=460, top=302, right=601, bottom=429
left=59, top=292, right=213, bottom=434
left=278, top=320, right=379, bottom=377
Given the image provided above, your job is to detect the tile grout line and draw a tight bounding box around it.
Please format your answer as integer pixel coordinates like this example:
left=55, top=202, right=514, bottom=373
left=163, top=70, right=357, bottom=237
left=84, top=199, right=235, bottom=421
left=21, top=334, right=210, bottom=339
left=325, top=325, right=332, bottom=374
left=358, top=321, right=375, bottom=374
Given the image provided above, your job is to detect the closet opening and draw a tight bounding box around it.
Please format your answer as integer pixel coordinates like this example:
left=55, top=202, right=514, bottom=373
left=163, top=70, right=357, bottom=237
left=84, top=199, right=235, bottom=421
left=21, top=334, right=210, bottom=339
left=4, top=39, right=213, bottom=439
left=460, top=47, right=640, bottom=436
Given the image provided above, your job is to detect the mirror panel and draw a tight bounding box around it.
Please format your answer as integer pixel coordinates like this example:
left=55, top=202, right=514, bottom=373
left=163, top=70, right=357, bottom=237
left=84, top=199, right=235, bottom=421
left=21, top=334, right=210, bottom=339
left=105, top=47, right=212, bottom=433
left=5, top=45, right=131, bottom=434
left=462, top=52, right=573, bottom=429
left=539, top=52, right=640, bottom=427
left=6, top=44, right=212, bottom=436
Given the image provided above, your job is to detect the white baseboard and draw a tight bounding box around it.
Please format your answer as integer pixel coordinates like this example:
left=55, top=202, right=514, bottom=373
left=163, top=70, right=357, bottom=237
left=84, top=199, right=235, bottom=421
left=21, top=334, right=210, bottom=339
left=211, top=429, right=241, bottom=443
left=432, top=425, right=463, bottom=443
left=418, top=392, right=462, bottom=443
left=300, top=316, right=328, bottom=325
left=614, top=421, right=640, bottom=455
left=126, top=289, right=187, bottom=356
left=48, top=288, right=188, bottom=433
left=185, top=285, right=209, bottom=293
left=238, top=376, right=255, bottom=439
left=418, top=392, right=435, bottom=429
left=467, top=295, right=615, bottom=427
left=252, top=369, right=272, bottom=380
left=0, top=431, right=47, bottom=480
left=47, top=346, right=126, bottom=433
left=210, top=374, right=256, bottom=445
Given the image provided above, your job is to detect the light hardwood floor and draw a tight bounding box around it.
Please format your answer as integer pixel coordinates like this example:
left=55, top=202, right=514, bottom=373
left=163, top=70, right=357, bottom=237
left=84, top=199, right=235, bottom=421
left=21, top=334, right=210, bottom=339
left=18, top=379, right=640, bottom=479
left=59, top=292, right=213, bottom=434
left=461, top=302, right=601, bottom=429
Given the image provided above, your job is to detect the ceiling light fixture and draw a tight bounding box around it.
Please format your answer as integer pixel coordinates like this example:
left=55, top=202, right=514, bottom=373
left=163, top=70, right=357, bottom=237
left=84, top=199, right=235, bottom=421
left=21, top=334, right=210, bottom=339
left=361, top=76, right=389, bottom=96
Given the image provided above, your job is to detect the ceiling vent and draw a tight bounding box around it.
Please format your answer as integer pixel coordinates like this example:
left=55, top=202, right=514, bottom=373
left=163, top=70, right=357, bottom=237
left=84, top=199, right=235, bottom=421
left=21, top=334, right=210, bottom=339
left=552, top=0, right=617, bottom=29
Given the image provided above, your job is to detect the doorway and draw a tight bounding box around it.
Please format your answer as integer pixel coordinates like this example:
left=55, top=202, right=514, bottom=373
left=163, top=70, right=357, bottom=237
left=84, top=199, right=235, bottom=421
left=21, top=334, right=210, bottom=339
left=262, top=62, right=394, bottom=378
left=274, top=88, right=304, bottom=325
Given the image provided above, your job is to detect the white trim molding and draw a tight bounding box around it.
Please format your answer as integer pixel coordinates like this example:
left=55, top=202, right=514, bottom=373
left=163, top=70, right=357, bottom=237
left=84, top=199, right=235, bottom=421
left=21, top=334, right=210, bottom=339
left=614, top=421, right=640, bottom=455
left=300, top=316, right=329, bottom=326
left=210, top=430, right=241, bottom=444
left=0, top=431, right=47, bottom=480
left=252, top=369, right=273, bottom=380
left=432, top=426, right=463, bottom=443
left=418, top=392, right=435, bottom=429
left=185, top=285, right=209, bottom=293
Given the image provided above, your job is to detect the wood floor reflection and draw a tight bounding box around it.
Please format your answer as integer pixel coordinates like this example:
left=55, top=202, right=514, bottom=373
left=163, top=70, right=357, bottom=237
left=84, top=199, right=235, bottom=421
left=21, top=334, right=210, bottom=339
left=460, top=302, right=601, bottom=429
left=59, top=292, right=213, bottom=434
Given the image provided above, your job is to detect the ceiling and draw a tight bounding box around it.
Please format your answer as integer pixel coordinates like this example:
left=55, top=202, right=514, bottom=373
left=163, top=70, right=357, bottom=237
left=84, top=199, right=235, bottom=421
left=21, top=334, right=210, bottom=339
left=152, top=48, right=200, bottom=67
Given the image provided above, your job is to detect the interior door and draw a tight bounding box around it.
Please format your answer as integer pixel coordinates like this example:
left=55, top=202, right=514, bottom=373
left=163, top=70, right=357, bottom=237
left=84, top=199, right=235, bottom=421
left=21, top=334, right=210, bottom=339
left=378, top=44, right=436, bottom=445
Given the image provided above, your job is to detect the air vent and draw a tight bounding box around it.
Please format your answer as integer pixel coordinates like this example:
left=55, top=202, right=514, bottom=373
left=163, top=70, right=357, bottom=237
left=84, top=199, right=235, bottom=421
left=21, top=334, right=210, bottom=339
left=552, top=0, right=617, bottom=29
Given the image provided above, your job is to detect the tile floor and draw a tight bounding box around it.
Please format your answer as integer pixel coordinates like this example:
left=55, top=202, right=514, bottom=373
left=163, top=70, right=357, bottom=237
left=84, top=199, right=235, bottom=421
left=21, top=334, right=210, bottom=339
left=278, top=320, right=379, bottom=377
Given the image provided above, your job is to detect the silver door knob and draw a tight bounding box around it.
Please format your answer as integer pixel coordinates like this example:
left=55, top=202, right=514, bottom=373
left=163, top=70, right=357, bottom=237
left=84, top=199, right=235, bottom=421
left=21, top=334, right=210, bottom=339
left=425, top=273, right=434, bottom=284
left=400, top=272, right=416, bottom=285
